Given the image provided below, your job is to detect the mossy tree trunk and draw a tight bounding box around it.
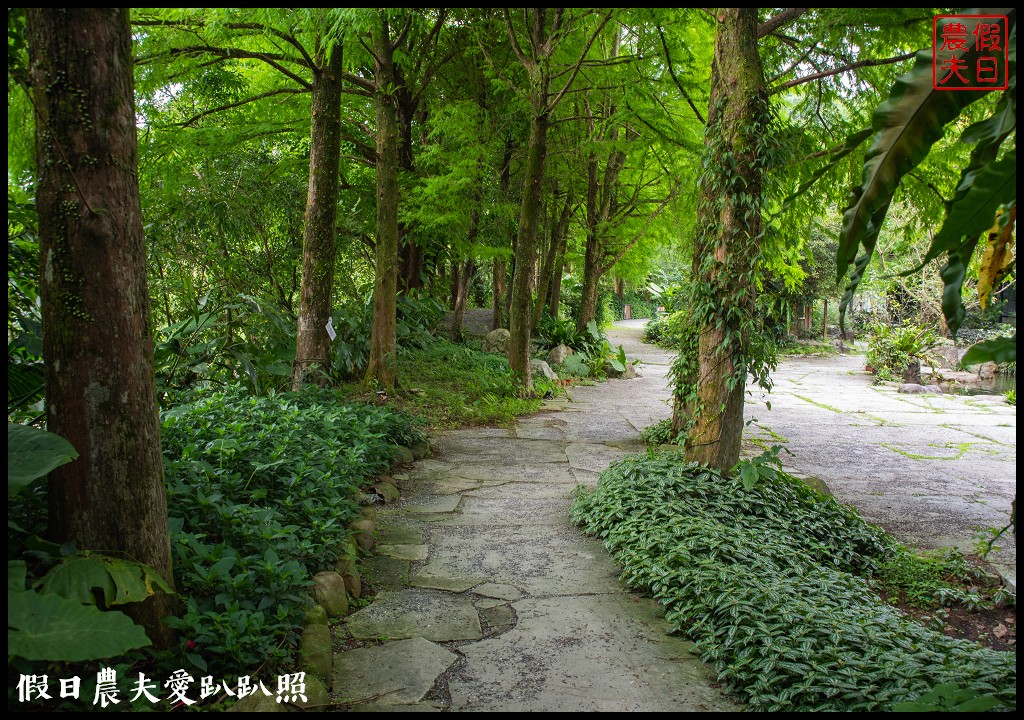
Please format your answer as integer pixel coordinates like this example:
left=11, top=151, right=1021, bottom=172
left=292, top=48, right=343, bottom=387
left=508, top=98, right=549, bottom=387
left=27, top=7, right=175, bottom=647
left=366, top=17, right=401, bottom=389
left=678, top=8, right=768, bottom=471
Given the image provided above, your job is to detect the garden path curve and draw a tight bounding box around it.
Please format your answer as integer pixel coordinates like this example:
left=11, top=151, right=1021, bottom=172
left=331, top=319, right=738, bottom=712
left=330, top=318, right=1016, bottom=711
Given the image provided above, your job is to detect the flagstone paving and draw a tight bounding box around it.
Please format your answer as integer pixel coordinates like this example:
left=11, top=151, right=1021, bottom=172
left=331, top=318, right=1016, bottom=711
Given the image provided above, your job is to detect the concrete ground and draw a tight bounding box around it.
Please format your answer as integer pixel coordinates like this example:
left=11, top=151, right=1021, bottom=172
left=332, top=316, right=1015, bottom=711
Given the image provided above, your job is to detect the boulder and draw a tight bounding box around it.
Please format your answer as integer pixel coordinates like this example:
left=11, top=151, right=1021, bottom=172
left=931, top=345, right=959, bottom=369
left=392, top=445, right=415, bottom=465
left=312, top=571, right=349, bottom=617
left=350, top=519, right=375, bottom=552
left=530, top=358, right=557, bottom=381
left=481, top=328, right=510, bottom=354
left=297, top=623, right=333, bottom=679
left=898, top=383, right=942, bottom=394
left=978, top=362, right=998, bottom=379
left=546, top=344, right=574, bottom=366
left=409, top=441, right=430, bottom=460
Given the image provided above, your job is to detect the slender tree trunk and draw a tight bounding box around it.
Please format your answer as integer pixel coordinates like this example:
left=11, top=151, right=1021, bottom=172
left=292, top=49, right=344, bottom=387
left=534, top=188, right=573, bottom=327
left=681, top=8, right=768, bottom=471
left=28, top=8, right=175, bottom=646
left=508, top=101, right=549, bottom=389
left=614, top=277, right=625, bottom=300
left=450, top=258, right=477, bottom=340
left=823, top=298, right=829, bottom=339
left=367, top=19, right=400, bottom=389
left=492, top=256, right=507, bottom=330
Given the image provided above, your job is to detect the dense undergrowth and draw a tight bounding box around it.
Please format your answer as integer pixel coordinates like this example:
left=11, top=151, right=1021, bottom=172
left=572, top=451, right=1016, bottom=712
left=8, top=385, right=427, bottom=707
left=160, top=386, right=425, bottom=677
left=343, top=337, right=555, bottom=427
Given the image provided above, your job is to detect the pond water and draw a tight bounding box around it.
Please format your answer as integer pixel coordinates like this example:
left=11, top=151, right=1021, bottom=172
left=942, top=373, right=1016, bottom=397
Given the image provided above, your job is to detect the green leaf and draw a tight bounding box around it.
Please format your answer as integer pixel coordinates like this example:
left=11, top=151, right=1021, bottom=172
left=8, top=423, right=79, bottom=496
left=38, top=555, right=174, bottom=606
left=838, top=46, right=990, bottom=295
left=923, top=150, right=1016, bottom=267
left=9, top=560, right=27, bottom=591
left=938, top=237, right=978, bottom=336
left=961, top=336, right=1016, bottom=366
left=8, top=589, right=152, bottom=661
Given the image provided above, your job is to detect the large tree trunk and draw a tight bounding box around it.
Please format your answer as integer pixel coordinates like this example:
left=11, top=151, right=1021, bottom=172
left=28, top=8, right=175, bottom=646
left=292, top=49, right=344, bottom=387
left=366, top=18, right=400, bottom=389
left=680, top=8, right=768, bottom=471
left=508, top=102, right=549, bottom=389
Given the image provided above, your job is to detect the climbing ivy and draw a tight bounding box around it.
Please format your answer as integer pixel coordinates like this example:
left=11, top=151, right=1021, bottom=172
left=671, top=96, right=781, bottom=442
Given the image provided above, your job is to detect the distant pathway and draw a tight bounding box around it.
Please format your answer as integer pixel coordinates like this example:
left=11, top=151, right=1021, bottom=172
left=331, top=319, right=738, bottom=711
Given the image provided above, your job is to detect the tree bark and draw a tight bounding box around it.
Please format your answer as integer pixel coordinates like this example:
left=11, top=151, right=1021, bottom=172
left=450, top=257, right=477, bottom=340
left=508, top=102, right=549, bottom=389
left=27, top=8, right=175, bottom=646
left=492, top=256, right=506, bottom=330
left=366, top=17, right=400, bottom=389
left=533, top=187, right=573, bottom=327
left=292, top=47, right=343, bottom=387
left=681, top=8, right=768, bottom=471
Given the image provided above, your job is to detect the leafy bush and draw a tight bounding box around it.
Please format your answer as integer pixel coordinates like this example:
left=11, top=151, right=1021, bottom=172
left=573, top=451, right=1016, bottom=712
left=1005, top=389, right=1016, bottom=406
left=537, top=315, right=602, bottom=354
left=639, top=418, right=681, bottom=446
left=643, top=309, right=693, bottom=348
left=369, top=338, right=550, bottom=426
left=161, top=385, right=425, bottom=676
left=865, top=322, right=940, bottom=377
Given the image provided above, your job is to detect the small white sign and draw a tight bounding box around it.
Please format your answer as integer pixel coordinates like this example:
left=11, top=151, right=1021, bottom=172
left=325, top=317, right=336, bottom=341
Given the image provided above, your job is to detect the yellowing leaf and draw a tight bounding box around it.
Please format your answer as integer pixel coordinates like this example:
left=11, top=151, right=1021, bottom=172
left=977, top=205, right=1016, bottom=311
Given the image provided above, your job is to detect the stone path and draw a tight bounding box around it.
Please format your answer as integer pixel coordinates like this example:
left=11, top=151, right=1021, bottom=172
left=331, top=319, right=1016, bottom=711
left=332, top=320, right=736, bottom=712
left=744, top=349, right=1016, bottom=587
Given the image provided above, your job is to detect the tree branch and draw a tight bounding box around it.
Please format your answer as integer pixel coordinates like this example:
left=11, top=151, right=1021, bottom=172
left=546, top=11, right=614, bottom=112
left=757, top=8, right=808, bottom=39
left=174, top=88, right=307, bottom=127
left=656, top=25, right=706, bottom=125
left=772, top=51, right=916, bottom=92
left=136, top=45, right=313, bottom=89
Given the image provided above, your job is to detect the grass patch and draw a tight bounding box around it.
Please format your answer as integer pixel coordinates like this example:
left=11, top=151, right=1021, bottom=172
left=793, top=394, right=843, bottom=413
left=882, top=441, right=977, bottom=461
left=778, top=340, right=838, bottom=356
left=343, top=338, right=553, bottom=428
left=572, top=451, right=1015, bottom=712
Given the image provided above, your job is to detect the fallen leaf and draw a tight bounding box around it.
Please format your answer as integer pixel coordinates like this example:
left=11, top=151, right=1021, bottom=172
left=992, top=624, right=1008, bottom=638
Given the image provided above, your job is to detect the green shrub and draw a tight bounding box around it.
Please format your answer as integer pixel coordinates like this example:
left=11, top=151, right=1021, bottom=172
left=866, top=323, right=940, bottom=377
left=639, top=418, right=681, bottom=446
left=1005, top=389, right=1016, bottom=405
left=573, top=452, right=1016, bottom=712
left=643, top=309, right=693, bottom=348
left=383, top=338, right=549, bottom=426
left=161, top=385, right=425, bottom=676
